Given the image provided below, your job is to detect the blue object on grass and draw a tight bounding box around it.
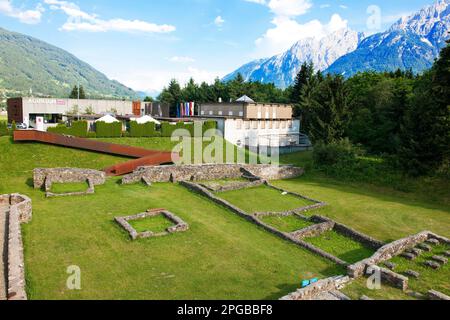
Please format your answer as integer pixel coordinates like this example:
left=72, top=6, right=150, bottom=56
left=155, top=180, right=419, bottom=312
left=301, top=280, right=310, bottom=288
left=310, top=278, right=319, bottom=284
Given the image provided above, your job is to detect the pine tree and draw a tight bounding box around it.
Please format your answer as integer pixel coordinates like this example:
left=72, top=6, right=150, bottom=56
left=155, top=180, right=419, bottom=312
left=399, top=40, right=450, bottom=176
left=69, top=85, right=86, bottom=99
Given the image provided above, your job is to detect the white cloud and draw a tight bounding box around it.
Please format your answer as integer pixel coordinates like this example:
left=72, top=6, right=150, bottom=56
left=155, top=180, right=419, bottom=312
left=44, top=0, right=175, bottom=33
left=267, top=0, right=312, bottom=17
left=0, top=0, right=44, bottom=24
left=168, top=56, right=196, bottom=63
left=214, top=15, right=225, bottom=27
left=245, top=0, right=348, bottom=57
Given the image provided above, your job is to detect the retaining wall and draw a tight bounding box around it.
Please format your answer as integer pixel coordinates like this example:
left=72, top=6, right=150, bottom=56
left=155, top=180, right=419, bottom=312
left=122, top=164, right=304, bottom=184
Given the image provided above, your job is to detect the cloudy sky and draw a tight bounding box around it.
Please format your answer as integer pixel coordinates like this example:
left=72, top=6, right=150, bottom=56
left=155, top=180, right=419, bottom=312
left=0, top=0, right=435, bottom=95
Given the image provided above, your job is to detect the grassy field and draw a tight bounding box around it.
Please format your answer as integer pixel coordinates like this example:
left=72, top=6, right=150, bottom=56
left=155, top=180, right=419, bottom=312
left=259, top=215, right=313, bottom=233
left=218, top=185, right=314, bottom=214
left=304, top=230, right=375, bottom=264
left=129, top=215, right=175, bottom=233
left=0, top=136, right=449, bottom=300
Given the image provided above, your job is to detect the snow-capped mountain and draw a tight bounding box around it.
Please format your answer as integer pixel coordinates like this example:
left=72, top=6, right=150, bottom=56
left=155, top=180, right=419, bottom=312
left=225, top=0, right=450, bottom=86
left=223, top=28, right=364, bottom=88
left=326, top=0, right=450, bottom=77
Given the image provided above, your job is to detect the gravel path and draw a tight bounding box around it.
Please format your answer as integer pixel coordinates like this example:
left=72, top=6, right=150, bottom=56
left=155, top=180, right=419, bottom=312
left=0, top=205, right=7, bottom=300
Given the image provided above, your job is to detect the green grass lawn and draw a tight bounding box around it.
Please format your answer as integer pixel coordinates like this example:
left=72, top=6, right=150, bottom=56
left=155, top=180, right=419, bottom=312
left=304, top=230, right=375, bottom=264
left=218, top=185, right=314, bottom=214
left=0, top=114, right=6, bottom=121
left=51, top=182, right=90, bottom=194
left=0, top=136, right=449, bottom=300
left=129, top=214, right=175, bottom=234
left=259, top=215, right=313, bottom=233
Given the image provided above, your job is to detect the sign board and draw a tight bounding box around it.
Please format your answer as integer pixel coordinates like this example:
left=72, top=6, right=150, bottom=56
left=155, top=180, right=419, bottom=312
left=36, top=117, right=44, bottom=132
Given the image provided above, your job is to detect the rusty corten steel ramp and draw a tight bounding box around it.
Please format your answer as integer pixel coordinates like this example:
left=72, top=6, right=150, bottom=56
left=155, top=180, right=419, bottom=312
left=14, top=130, right=178, bottom=176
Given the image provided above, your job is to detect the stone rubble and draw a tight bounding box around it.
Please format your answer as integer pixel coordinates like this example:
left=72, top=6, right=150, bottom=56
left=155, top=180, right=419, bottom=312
left=424, top=260, right=441, bottom=269
left=431, top=255, right=448, bottom=264
left=404, top=270, right=420, bottom=279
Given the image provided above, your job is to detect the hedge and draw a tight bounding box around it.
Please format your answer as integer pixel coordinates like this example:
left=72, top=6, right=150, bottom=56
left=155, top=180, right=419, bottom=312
left=95, top=121, right=122, bottom=138
left=161, top=121, right=217, bottom=137
left=0, top=121, right=9, bottom=136
left=129, top=121, right=160, bottom=137
left=47, top=121, right=88, bottom=137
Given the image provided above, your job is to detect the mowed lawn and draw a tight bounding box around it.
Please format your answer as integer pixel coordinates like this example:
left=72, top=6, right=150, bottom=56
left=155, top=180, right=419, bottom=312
left=1, top=136, right=449, bottom=300
left=218, top=185, right=314, bottom=214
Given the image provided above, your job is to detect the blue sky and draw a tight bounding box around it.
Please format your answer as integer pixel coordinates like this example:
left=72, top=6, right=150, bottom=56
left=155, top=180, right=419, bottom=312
left=0, top=0, right=436, bottom=94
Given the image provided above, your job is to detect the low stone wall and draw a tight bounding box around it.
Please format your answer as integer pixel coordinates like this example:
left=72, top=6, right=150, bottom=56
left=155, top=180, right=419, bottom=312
left=312, top=216, right=385, bottom=250
left=1, top=194, right=32, bottom=300
left=280, top=275, right=351, bottom=300
left=347, top=231, right=436, bottom=278
left=122, top=164, right=304, bottom=185
left=115, top=209, right=189, bottom=240
left=367, top=265, right=409, bottom=291
left=33, top=168, right=106, bottom=189
left=428, top=290, right=450, bottom=300
left=290, top=221, right=335, bottom=240
left=200, top=179, right=265, bottom=193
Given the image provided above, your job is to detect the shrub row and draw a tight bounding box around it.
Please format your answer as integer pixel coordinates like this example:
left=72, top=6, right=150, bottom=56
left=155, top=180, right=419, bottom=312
left=0, top=121, right=9, bottom=136
left=48, top=121, right=88, bottom=137
left=95, top=121, right=122, bottom=138
left=45, top=120, right=217, bottom=138
left=129, top=121, right=160, bottom=137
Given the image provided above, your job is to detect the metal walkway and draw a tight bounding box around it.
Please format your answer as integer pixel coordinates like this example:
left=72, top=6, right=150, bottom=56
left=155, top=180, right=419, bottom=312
left=14, top=130, right=178, bottom=176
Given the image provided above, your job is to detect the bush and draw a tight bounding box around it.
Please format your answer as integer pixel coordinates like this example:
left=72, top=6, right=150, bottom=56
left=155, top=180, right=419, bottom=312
left=87, top=132, right=97, bottom=139
left=161, top=121, right=217, bottom=137
left=47, top=121, right=88, bottom=137
left=202, top=120, right=217, bottom=134
left=313, top=139, right=362, bottom=167
left=129, top=121, right=160, bottom=137
left=0, top=121, right=9, bottom=136
left=95, top=121, right=122, bottom=138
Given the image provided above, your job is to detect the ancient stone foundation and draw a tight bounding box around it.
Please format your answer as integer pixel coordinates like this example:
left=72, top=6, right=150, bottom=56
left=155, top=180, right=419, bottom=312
left=115, top=209, right=189, bottom=240
left=0, top=194, right=32, bottom=301
left=279, top=275, right=351, bottom=300
left=347, top=231, right=450, bottom=278
left=122, top=164, right=304, bottom=185
left=33, top=168, right=106, bottom=197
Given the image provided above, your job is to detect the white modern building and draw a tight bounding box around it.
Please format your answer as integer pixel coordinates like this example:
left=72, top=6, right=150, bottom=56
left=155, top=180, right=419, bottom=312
left=198, top=97, right=306, bottom=150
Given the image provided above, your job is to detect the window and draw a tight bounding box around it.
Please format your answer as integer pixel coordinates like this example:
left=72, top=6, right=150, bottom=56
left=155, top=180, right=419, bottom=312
left=245, top=121, right=250, bottom=130
left=239, top=111, right=244, bottom=117
left=209, top=111, right=213, bottom=115
left=288, top=120, right=293, bottom=129
left=201, top=111, right=205, bottom=115
left=218, top=111, right=223, bottom=116
left=268, top=121, right=272, bottom=129
left=253, top=121, right=258, bottom=129
left=261, top=121, right=265, bottom=129
left=257, top=106, right=262, bottom=119
left=281, top=121, right=286, bottom=129
left=229, top=111, right=233, bottom=116
left=236, top=120, right=242, bottom=130
left=275, top=121, right=280, bottom=129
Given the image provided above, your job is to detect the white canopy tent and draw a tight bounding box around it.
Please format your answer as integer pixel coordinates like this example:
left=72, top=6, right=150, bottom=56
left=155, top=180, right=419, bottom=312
left=95, top=114, right=119, bottom=123
left=132, top=115, right=161, bottom=125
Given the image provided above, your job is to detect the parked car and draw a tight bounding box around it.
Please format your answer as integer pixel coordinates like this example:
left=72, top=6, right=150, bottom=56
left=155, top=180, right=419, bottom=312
left=7, top=122, right=28, bottom=130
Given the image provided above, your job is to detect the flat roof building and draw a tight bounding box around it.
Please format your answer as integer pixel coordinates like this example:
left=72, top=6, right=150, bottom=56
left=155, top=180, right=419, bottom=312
left=7, top=98, right=169, bottom=129
left=198, top=97, right=310, bottom=151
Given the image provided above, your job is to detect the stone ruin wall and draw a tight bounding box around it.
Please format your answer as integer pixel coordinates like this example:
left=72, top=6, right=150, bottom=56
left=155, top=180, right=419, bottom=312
left=347, top=231, right=450, bottom=278
left=1, top=194, right=32, bottom=300
left=280, top=275, right=351, bottom=300
left=122, top=164, right=304, bottom=184
left=33, top=168, right=106, bottom=190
